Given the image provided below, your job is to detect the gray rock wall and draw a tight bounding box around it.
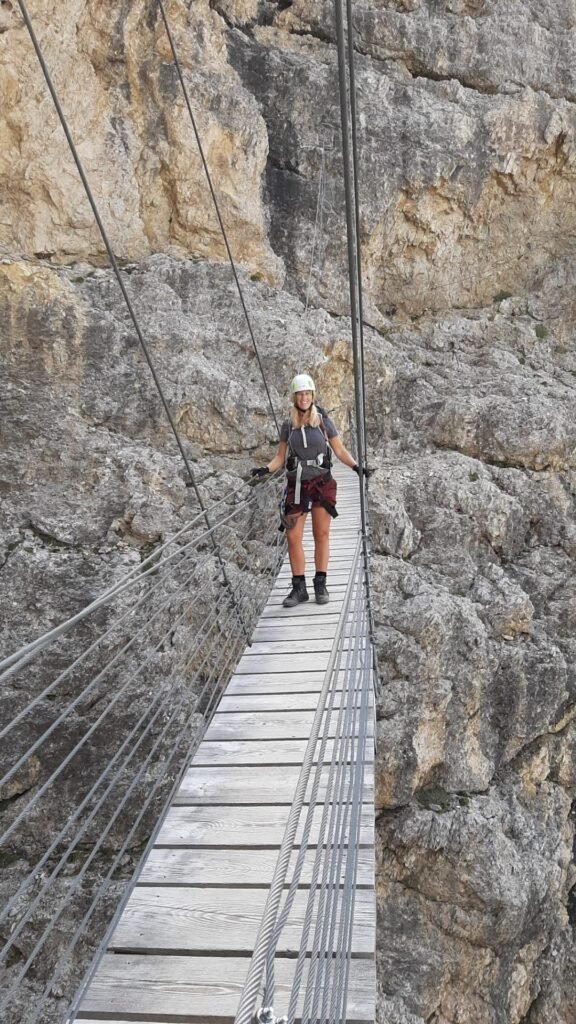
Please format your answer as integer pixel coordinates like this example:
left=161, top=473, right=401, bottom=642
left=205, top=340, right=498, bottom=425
left=1, top=0, right=575, bottom=1022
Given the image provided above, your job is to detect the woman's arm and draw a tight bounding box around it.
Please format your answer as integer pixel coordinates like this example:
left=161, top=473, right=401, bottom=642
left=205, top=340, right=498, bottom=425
left=267, top=441, right=287, bottom=473
left=330, top=435, right=357, bottom=469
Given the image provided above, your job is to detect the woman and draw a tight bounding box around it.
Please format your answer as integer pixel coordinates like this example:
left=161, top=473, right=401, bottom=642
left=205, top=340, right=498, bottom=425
left=252, top=374, right=362, bottom=607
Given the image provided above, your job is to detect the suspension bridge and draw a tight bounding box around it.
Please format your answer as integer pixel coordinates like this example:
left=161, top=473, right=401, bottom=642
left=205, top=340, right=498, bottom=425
left=1, top=2, right=376, bottom=1023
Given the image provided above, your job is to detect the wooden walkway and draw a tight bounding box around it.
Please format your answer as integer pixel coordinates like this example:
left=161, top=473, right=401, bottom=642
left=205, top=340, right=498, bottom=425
left=75, top=466, right=376, bottom=1024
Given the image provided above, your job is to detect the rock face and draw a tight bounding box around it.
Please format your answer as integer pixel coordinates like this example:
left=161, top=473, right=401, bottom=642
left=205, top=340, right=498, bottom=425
left=365, top=268, right=576, bottom=1019
left=0, top=0, right=281, bottom=281
left=1, top=1, right=575, bottom=1023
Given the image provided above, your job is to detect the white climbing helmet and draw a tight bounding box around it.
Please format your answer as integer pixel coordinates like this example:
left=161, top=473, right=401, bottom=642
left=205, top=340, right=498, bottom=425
left=290, top=373, right=315, bottom=395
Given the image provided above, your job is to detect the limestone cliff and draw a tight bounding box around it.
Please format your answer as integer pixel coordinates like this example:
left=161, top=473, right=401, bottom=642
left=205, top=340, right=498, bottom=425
left=1, top=1, right=575, bottom=1022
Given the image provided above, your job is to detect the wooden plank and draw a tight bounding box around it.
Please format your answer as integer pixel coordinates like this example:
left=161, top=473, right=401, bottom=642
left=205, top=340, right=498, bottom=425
left=250, top=622, right=350, bottom=638
left=272, top=585, right=350, bottom=596
left=251, top=625, right=354, bottom=642
left=217, top=691, right=345, bottom=712
left=242, top=639, right=366, bottom=657
left=225, top=670, right=368, bottom=694
left=234, top=653, right=330, bottom=674
left=154, top=804, right=374, bottom=848
left=265, top=592, right=357, bottom=609
left=259, top=605, right=343, bottom=619
left=226, top=673, right=331, bottom=694
left=243, top=638, right=336, bottom=655
left=175, top=763, right=374, bottom=805
left=192, top=739, right=374, bottom=767
left=205, top=709, right=374, bottom=742
left=108, top=888, right=375, bottom=956
left=78, top=953, right=376, bottom=1023
left=256, top=607, right=345, bottom=619
left=276, top=568, right=351, bottom=578
left=139, top=845, right=374, bottom=888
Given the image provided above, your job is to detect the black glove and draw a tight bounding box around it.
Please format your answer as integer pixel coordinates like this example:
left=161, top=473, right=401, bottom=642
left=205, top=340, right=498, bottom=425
left=353, top=464, right=372, bottom=479
left=251, top=466, right=269, bottom=478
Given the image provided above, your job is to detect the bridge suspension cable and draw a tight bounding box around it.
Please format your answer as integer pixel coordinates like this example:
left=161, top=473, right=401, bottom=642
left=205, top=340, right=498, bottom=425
left=232, top=535, right=373, bottom=1024
left=13, top=0, right=278, bottom=645
left=4, top=5, right=379, bottom=1023
left=156, top=0, right=281, bottom=438
left=334, top=0, right=380, bottom=687
left=0, top=472, right=286, bottom=1024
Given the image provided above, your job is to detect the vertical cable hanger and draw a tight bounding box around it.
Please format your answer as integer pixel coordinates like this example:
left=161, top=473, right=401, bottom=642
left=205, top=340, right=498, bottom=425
left=156, top=0, right=280, bottom=438
left=14, top=0, right=251, bottom=641
left=333, top=0, right=381, bottom=683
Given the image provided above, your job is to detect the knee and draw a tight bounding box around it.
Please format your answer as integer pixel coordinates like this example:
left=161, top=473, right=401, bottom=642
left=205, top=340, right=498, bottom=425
left=313, top=526, right=330, bottom=544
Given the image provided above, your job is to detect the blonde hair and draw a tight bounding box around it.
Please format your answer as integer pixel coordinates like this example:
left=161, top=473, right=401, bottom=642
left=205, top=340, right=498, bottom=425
left=290, top=401, right=322, bottom=429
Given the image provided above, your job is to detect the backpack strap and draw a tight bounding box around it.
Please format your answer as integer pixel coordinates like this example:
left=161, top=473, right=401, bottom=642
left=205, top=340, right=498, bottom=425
left=286, top=417, right=332, bottom=504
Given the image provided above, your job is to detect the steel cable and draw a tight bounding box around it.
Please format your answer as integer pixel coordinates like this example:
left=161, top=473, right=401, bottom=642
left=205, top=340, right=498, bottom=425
left=328, top=618, right=370, bottom=1024
left=285, top=570, right=363, bottom=1022
left=318, top=596, right=368, bottom=1024
left=262, top=569, right=350, bottom=1006
left=301, top=568, right=365, bottom=1023
left=0, top=470, right=283, bottom=751
left=64, top=590, right=272, bottom=1024
left=0, top=503, right=284, bottom=972
left=1, top=583, right=258, bottom=1018
left=12, top=0, right=261, bottom=649
left=0, top=470, right=282, bottom=683
left=0, top=501, right=283, bottom=848
left=233, top=537, right=361, bottom=1024
left=156, top=0, right=280, bottom=438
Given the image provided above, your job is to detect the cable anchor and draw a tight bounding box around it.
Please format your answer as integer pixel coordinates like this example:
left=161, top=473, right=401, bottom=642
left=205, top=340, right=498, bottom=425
left=256, top=1008, right=288, bottom=1024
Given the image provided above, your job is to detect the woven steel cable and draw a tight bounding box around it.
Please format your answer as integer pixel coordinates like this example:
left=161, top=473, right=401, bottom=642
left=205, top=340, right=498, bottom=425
left=0, top=491, right=282, bottom=833
left=18, top=656, right=219, bottom=1024
left=0, top=468, right=282, bottom=739
left=346, top=0, right=368, bottom=463
left=328, top=618, right=371, bottom=1024
left=0, top=499, right=285, bottom=1009
left=1, top=584, right=257, bottom=1019
left=261, top=560, right=353, bottom=1006
left=320, top=597, right=369, bottom=1024
left=233, top=537, right=361, bottom=1024
left=0, top=545, right=232, bottom=799
left=327, top=618, right=370, bottom=1024
left=305, top=575, right=366, bottom=1013
left=0, top=549, right=255, bottom=849
left=0, top=503, right=284, bottom=966
left=65, top=581, right=274, bottom=1024
left=0, top=469, right=282, bottom=683
left=0, top=547, right=225, bottom=790
left=284, top=566, right=364, bottom=1022
left=300, top=566, right=365, bottom=1023
left=0, top=669, right=184, bottom=942
left=13, top=0, right=255, bottom=649
left=333, top=0, right=382, bottom=711
left=156, top=0, right=280, bottom=439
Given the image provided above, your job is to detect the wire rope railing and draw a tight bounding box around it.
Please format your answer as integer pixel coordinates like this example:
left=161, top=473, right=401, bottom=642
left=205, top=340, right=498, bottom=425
left=0, top=471, right=286, bottom=1024
left=233, top=535, right=374, bottom=1024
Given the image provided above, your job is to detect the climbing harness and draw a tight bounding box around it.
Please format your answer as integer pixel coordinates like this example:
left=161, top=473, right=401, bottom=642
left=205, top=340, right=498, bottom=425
left=286, top=416, right=333, bottom=505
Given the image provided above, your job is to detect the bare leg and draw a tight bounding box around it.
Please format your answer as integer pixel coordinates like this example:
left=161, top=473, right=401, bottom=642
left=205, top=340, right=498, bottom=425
left=311, top=506, right=331, bottom=572
left=286, top=513, right=308, bottom=575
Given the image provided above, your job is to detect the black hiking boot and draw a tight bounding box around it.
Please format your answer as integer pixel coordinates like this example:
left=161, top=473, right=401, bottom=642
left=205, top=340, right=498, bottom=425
left=283, top=576, right=309, bottom=608
left=313, top=573, right=329, bottom=605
